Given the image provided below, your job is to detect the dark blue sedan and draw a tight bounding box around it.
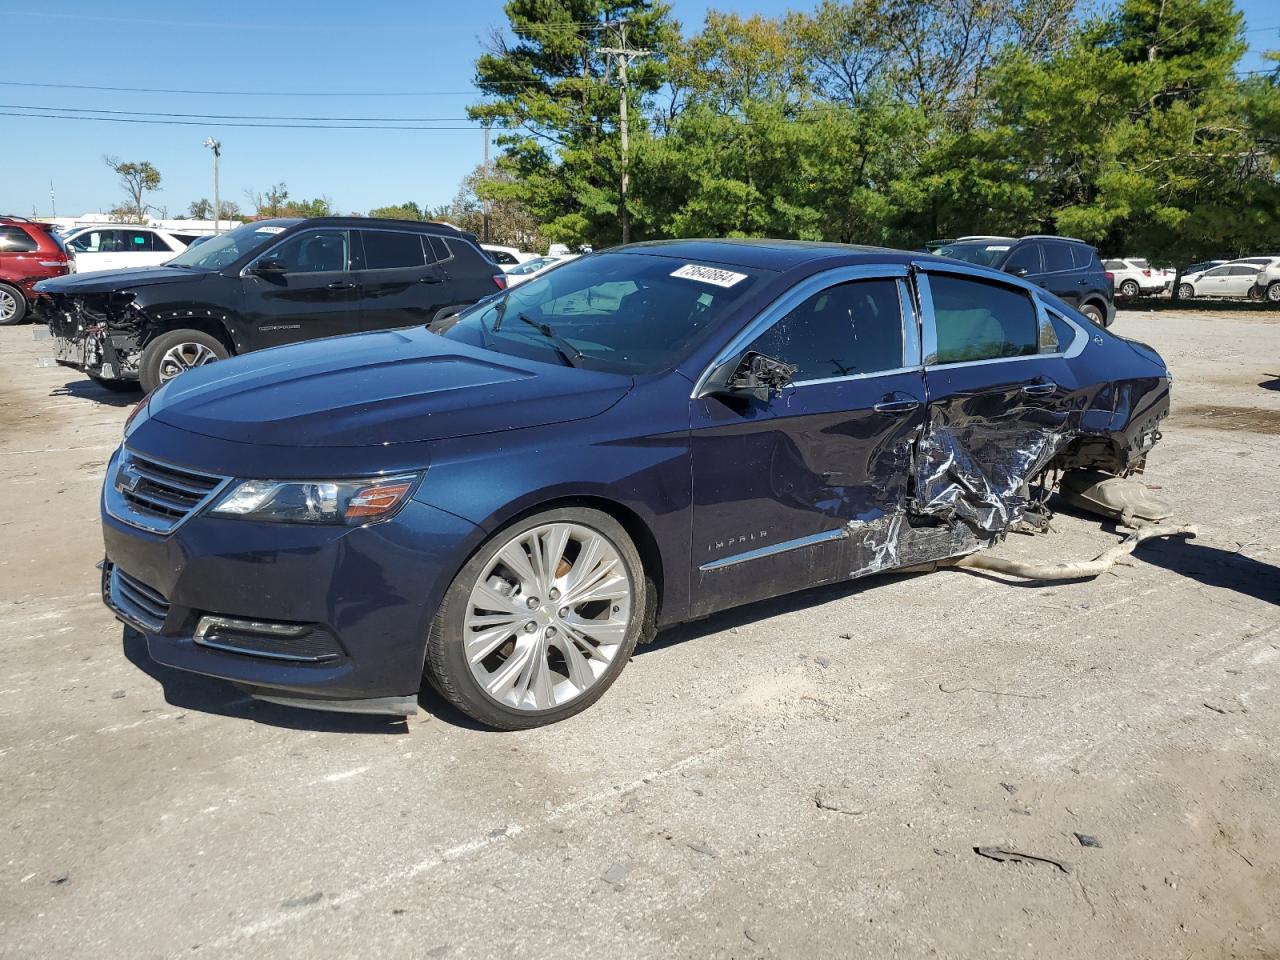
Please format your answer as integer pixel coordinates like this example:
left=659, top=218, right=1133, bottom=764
left=102, top=240, right=1170, bottom=728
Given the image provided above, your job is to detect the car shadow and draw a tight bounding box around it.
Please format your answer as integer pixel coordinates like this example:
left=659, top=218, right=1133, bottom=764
left=50, top=378, right=142, bottom=407
left=120, top=627, right=410, bottom=735
left=1260, top=374, right=1280, bottom=391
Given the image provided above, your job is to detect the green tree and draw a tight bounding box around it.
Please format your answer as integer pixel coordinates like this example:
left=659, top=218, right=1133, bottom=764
left=368, top=201, right=426, bottom=220
left=247, top=183, right=333, bottom=218
left=104, top=156, right=161, bottom=221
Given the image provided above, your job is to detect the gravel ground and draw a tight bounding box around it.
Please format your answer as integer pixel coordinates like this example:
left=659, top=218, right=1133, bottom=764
left=1, top=310, right=1277, bottom=960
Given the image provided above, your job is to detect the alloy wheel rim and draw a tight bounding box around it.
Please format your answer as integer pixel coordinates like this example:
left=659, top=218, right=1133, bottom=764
left=464, top=522, right=632, bottom=712
left=1269, top=285, right=1280, bottom=302
left=0, top=289, right=16, bottom=321
left=1122, top=282, right=1137, bottom=296
left=1178, top=285, right=1193, bottom=298
left=157, top=342, right=218, bottom=382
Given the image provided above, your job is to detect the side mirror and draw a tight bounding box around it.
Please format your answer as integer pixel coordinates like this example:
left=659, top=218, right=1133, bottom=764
left=1005, top=264, right=1030, bottom=278
left=250, top=258, right=287, bottom=277
left=724, top=352, right=797, bottom=401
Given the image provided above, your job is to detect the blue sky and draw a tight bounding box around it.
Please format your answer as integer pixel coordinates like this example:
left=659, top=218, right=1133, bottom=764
left=1, top=0, right=1276, bottom=219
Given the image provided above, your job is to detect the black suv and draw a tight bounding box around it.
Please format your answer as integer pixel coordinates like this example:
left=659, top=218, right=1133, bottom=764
left=932, top=235, right=1115, bottom=327
left=37, top=217, right=505, bottom=392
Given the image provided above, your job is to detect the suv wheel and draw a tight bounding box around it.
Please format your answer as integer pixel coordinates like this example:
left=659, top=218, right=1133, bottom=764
left=1119, top=279, right=1139, bottom=298
left=0, top=283, right=27, bottom=325
left=426, top=507, right=647, bottom=729
left=1177, top=283, right=1195, bottom=299
left=139, top=329, right=229, bottom=392
left=1079, top=303, right=1106, bottom=327
left=1267, top=282, right=1280, bottom=304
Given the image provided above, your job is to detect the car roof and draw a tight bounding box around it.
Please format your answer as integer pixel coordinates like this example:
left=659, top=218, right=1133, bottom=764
left=612, top=238, right=928, bottom=272
left=294, top=216, right=465, bottom=234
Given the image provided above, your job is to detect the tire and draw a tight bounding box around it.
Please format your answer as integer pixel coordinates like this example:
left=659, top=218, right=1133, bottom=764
left=1248, top=285, right=1264, bottom=302
left=1119, top=280, right=1139, bottom=298
left=89, top=374, right=143, bottom=393
left=426, top=506, right=648, bottom=730
left=1079, top=302, right=1106, bottom=328
left=0, top=283, right=27, bottom=326
left=1267, top=282, right=1280, bottom=304
left=138, top=329, right=229, bottom=392
left=1177, top=283, right=1195, bottom=300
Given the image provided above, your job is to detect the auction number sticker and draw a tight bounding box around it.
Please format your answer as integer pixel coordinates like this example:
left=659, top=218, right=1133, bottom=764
left=255, top=226, right=286, bottom=234
left=671, top=263, right=747, bottom=287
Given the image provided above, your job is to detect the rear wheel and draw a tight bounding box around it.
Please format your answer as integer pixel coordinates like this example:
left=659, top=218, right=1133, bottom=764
left=1267, top=282, right=1280, bottom=304
left=1079, top=302, right=1106, bottom=327
left=426, top=507, right=646, bottom=729
left=0, top=283, right=26, bottom=325
left=1119, top=279, right=1139, bottom=298
left=139, top=329, right=229, bottom=392
left=1177, top=283, right=1195, bottom=300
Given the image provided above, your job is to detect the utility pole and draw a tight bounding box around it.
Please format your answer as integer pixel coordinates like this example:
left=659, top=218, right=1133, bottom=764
left=599, top=20, right=650, bottom=245
left=49, top=179, right=56, bottom=218
left=482, top=121, right=491, bottom=243
left=203, top=137, right=222, bottom=234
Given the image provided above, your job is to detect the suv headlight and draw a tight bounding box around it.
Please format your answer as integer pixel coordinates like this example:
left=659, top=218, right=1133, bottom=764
left=209, top=473, right=422, bottom=525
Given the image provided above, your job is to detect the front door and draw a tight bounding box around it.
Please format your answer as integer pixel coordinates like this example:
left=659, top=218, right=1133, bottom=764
left=241, top=228, right=360, bottom=350
left=689, top=270, right=925, bottom=617
left=915, top=266, right=1074, bottom=535
left=355, top=228, right=450, bottom=331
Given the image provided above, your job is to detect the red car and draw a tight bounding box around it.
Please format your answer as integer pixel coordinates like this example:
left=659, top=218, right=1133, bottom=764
left=0, top=216, right=73, bottom=325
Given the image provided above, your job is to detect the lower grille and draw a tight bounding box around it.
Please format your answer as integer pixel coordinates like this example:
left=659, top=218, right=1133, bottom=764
left=104, top=563, right=171, bottom=633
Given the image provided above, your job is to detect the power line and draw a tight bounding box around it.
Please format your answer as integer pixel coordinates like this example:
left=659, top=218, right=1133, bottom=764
left=0, top=103, right=476, bottom=122
left=0, top=79, right=550, bottom=96
left=0, top=111, right=479, bottom=130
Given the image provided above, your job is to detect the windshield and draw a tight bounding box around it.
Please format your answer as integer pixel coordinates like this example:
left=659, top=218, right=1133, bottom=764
left=934, top=241, right=1012, bottom=266
left=440, top=252, right=768, bottom=374
left=166, top=220, right=295, bottom=270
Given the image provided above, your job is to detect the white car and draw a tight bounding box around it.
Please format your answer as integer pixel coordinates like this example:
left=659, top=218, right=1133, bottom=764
left=481, top=244, right=537, bottom=270
left=1250, top=258, right=1280, bottom=302
left=1176, top=259, right=1274, bottom=300
left=504, top=254, right=579, bottom=286
left=63, top=225, right=190, bottom=273
left=1102, top=258, right=1165, bottom=298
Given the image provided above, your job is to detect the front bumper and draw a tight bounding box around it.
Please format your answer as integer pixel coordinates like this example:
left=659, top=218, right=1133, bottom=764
left=100, top=449, right=481, bottom=712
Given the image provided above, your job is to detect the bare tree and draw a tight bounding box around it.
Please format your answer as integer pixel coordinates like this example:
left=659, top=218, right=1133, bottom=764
left=103, top=156, right=161, bottom=220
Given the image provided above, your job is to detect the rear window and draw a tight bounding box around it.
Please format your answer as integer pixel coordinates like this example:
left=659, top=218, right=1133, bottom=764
left=0, top=226, right=38, bottom=252
left=929, top=274, right=1039, bottom=364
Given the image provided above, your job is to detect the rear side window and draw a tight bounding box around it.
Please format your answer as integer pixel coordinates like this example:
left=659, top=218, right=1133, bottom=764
left=1129, top=259, right=1151, bottom=269
left=1072, top=246, right=1100, bottom=270
left=1048, top=312, right=1076, bottom=352
left=1042, top=242, right=1074, bottom=273
left=745, top=278, right=904, bottom=381
left=929, top=274, right=1039, bottom=364
left=1103, top=259, right=1126, bottom=270
left=0, top=226, right=38, bottom=252
left=443, top=238, right=491, bottom=275
left=1229, top=265, right=1260, bottom=276
left=361, top=230, right=427, bottom=269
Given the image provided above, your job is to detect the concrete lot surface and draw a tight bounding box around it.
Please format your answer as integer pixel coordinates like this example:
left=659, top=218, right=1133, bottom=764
left=1, top=311, right=1277, bottom=959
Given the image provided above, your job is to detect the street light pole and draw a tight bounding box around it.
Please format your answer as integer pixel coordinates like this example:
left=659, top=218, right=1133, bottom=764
left=202, top=137, right=222, bottom=234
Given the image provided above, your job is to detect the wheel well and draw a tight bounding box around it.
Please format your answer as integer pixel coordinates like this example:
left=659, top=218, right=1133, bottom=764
left=497, top=495, right=665, bottom=629
left=143, top=317, right=236, bottom=355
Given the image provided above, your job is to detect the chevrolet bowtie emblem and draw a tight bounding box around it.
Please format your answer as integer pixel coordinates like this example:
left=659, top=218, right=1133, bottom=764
left=116, top=464, right=142, bottom=494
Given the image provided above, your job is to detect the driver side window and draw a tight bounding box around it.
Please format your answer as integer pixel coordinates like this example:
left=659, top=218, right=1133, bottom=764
left=743, top=278, right=904, bottom=382
left=260, top=230, right=350, bottom=274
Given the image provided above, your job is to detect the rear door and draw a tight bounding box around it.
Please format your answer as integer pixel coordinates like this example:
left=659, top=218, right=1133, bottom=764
left=1223, top=264, right=1260, bottom=297
left=240, top=227, right=360, bottom=349
left=915, top=264, right=1075, bottom=533
left=1035, top=240, right=1084, bottom=306
left=689, top=267, right=925, bottom=616
left=117, top=229, right=174, bottom=269
left=355, top=228, right=449, bottom=331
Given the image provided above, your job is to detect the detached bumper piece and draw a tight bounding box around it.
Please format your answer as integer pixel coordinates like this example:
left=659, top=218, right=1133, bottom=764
left=194, top=616, right=343, bottom=663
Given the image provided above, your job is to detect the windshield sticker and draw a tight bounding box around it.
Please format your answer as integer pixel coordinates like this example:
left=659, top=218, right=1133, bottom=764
left=254, top=226, right=286, bottom=235
left=985, top=245, right=1011, bottom=251
left=671, top=263, right=747, bottom=287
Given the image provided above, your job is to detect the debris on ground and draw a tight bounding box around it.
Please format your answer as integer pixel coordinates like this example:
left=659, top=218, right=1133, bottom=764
left=974, top=846, right=1073, bottom=874
left=813, top=788, right=864, bottom=815
left=1000, top=782, right=1018, bottom=795
left=1074, top=833, right=1103, bottom=848
left=948, top=523, right=1196, bottom=581
left=601, top=863, right=631, bottom=889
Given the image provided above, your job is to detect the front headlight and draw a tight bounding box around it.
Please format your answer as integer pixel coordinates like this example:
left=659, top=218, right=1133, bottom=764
left=209, top=473, right=422, bottom=525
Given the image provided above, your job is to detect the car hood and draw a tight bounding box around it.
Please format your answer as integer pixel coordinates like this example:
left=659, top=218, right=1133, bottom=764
left=35, top=266, right=206, bottom=295
left=150, top=326, right=633, bottom=447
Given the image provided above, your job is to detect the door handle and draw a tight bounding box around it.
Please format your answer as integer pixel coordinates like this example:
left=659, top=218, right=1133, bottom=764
left=327, top=281, right=355, bottom=291
left=1021, top=380, right=1057, bottom=397
left=418, top=275, right=444, bottom=284
left=873, top=397, right=921, bottom=414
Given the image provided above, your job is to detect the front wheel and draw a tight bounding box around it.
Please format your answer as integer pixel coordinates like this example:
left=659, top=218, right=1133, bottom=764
left=0, top=283, right=27, bottom=325
left=1177, top=283, right=1195, bottom=300
left=426, top=507, right=647, bottom=729
left=139, top=329, right=229, bottom=392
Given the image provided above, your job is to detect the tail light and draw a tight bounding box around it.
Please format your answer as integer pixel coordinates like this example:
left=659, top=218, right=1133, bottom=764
left=1142, top=269, right=1151, bottom=277
left=1104, top=271, right=1114, bottom=282
left=492, top=273, right=508, bottom=290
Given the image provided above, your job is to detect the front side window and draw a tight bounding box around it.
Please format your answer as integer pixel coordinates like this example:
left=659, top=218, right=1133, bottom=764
left=929, top=274, right=1039, bottom=364
left=1005, top=244, right=1042, bottom=275
left=361, top=230, right=427, bottom=270
left=69, top=230, right=124, bottom=253
left=265, top=230, right=350, bottom=273
left=0, top=226, right=38, bottom=252
left=440, top=252, right=769, bottom=374
left=744, top=279, right=904, bottom=381
left=1203, top=266, right=1229, bottom=278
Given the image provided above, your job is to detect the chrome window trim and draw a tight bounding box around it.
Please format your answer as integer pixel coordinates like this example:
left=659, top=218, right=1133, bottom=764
left=700, top=528, right=847, bottom=572
left=691, top=264, right=912, bottom=398
left=913, top=260, right=1088, bottom=370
